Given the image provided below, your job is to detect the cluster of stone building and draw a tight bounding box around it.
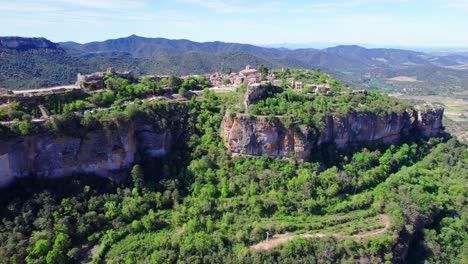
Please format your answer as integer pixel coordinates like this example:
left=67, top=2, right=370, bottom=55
left=206, top=65, right=334, bottom=95
left=1, top=65, right=367, bottom=106
left=286, top=78, right=332, bottom=94
left=227, top=66, right=369, bottom=97
left=206, top=65, right=271, bottom=86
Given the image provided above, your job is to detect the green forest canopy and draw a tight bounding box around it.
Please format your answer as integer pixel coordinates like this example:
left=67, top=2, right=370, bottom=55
left=0, top=70, right=465, bottom=263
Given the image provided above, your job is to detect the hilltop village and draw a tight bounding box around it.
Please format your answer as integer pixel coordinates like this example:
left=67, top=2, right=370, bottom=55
left=206, top=65, right=333, bottom=94
left=0, top=65, right=334, bottom=96
left=2, top=63, right=443, bottom=167
left=0, top=65, right=364, bottom=125
left=0, top=63, right=444, bottom=176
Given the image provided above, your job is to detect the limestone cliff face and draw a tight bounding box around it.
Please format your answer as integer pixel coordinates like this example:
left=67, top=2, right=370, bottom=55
left=415, top=106, right=444, bottom=137
left=221, top=106, right=444, bottom=161
left=222, top=115, right=311, bottom=162
left=0, top=104, right=444, bottom=186
left=318, top=110, right=416, bottom=148
left=244, top=84, right=266, bottom=112
left=0, top=122, right=172, bottom=187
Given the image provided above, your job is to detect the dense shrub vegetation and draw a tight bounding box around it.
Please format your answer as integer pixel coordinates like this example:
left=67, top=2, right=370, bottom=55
left=0, top=74, right=213, bottom=137
left=0, top=47, right=283, bottom=90
left=0, top=70, right=465, bottom=263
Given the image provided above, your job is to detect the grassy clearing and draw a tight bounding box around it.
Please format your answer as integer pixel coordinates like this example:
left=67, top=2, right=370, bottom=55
left=258, top=209, right=380, bottom=236
left=444, top=102, right=468, bottom=112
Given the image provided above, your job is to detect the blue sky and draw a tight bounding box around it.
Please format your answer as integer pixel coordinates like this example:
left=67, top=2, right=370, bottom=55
left=1, top=0, right=467, bottom=48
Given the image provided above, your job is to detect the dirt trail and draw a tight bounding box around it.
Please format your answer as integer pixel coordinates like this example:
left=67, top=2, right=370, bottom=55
left=250, top=214, right=390, bottom=251
left=352, top=214, right=390, bottom=239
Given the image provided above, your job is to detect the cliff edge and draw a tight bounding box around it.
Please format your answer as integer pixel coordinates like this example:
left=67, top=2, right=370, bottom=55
left=0, top=121, right=173, bottom=187
left=221, top=106, right=444, bottom=162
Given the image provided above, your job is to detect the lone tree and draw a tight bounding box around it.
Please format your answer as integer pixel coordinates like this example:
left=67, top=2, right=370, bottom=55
left=258, top=64, right=269, bottom=81
left=258, top=64, right=268, bottom=75
left=131, top=164, right=144, bottom=190
left=169, top=75, right=183, bottom=88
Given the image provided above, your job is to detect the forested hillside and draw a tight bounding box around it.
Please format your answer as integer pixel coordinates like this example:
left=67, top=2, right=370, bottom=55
left=0, top=46, right=293, bottom=89
left=2, top=36, right=468, bottom=97
left=0, top=70, right=465, bottom=263
left=60, top=35, right=285, bottom=58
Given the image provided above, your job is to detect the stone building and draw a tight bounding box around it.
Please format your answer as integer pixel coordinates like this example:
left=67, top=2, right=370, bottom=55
left=352, top=90, right=367, bottom=95
left=311, top=83, right=331, bottom=93
left=287, top=78, right=296, bottom=87
left=76, top=68, right=136, bottom=91
left=239, top=65, right=261, bottom=84
left=206, top=72, right=228, bottom=86
left=295, top=82, right=303, bottom=92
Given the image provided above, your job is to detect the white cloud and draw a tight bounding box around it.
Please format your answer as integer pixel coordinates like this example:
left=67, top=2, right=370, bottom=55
left=0, top=0, right=153, bottom=24
left=291, top=0, right=411, bottom=13
left=178, top=0, right=412, bottom=15
left=50, top=0, right=146, bottom=9
left=178, top=0, right=284, bottom=14
left=0, top=2, right=62, bottom=12
left=447, top=0, right=468, bottom=9
left=178, top=0, right=244, bottom=13
left=58, top=10, right=153, bottom=22
left=0, top=0, right=147, bottom=14
left=0, top=0, right=194, bottom=34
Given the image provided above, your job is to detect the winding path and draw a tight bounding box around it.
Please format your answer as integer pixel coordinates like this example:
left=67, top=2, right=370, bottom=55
left=250, top=214, right=390, bottom=251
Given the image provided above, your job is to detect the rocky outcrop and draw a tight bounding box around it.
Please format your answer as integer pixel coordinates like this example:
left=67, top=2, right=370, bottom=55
left=244, top=83, right=266, bottom=113
left=0, top=121, right=173, bottom=187
left=0, top=37, right=61, bottom=50
left=221, top=106, right=444, bottom=161
left=222, top=115, right=311, bottom=162
left=414, top=105, right=444, bottom=137
left=317, top=110, right=416, bottom=148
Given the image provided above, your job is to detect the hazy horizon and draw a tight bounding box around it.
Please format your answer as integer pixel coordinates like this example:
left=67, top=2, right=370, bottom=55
left=1, top=0, right=468, bottom=49
left=4, top=34, right=468, bottom=53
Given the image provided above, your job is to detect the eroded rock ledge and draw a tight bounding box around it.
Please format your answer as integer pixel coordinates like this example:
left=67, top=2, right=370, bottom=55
left=221, top=106, right=444, bottom=162
left=0, top=121, right=173, bottom=187
left=0, top=103, right=444, bottom=187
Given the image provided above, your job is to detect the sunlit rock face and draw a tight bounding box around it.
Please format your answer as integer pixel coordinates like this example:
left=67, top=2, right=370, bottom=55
left=0, top=103, right=444, bottom=187
left=221, top=106, right=444, bottom=161
left=221, top=114, right=311, bottom=162
left=414, top=106, right=444, bottom=137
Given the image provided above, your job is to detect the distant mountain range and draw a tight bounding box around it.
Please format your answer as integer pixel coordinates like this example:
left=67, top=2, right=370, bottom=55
left=60, top=35, right=286, bottom=58
left=58, top=35, right=468, bottom=69
left=1, top=35, right=468, bottom=96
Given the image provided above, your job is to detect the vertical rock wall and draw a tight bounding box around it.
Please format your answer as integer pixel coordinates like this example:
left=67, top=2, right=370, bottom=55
left=221, top=106, right=444, bottom=161
left=0, top=122, right=174, bottom=187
